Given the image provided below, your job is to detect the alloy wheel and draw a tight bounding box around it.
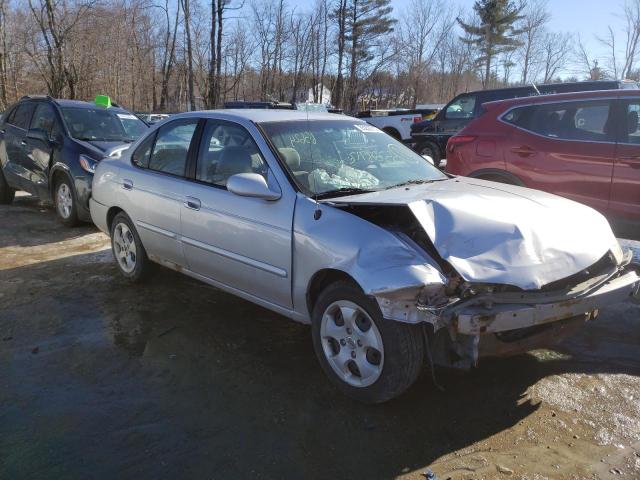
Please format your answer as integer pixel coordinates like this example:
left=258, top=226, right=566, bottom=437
left=320, top=300, right=384, bottom=387
left=56, top=183, right=73, bottom=219
left=113, top=222, right=137, bottom=273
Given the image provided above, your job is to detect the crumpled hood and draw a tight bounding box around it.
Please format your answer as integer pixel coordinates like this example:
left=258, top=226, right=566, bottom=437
left=331, top=177, right=621, bottom=290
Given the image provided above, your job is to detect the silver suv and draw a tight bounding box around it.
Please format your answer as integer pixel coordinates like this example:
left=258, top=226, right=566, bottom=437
left=90, top=110, right=640, bottom=403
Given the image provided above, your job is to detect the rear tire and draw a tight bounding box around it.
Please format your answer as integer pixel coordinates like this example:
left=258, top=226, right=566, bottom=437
left=54, top=176, right=79, bottom=227
left=311, top=280, right=424, bottom=404
left=382, top=128, right=401, bottom=141
left=0, top=168, right=15, bottom=204
left=110, top=212, right=151, bottom=283
left=417, top=141, right=441, bottom=165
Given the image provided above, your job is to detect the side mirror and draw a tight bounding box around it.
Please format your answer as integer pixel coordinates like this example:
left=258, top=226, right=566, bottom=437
left=26, top=128, right=50, bottom=144
left=421, top=154, right=435, bottom=165
left=227, top=173, right=281, bottom=201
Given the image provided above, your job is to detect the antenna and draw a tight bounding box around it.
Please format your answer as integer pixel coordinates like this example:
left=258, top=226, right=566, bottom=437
left=306, top=102, right=322, bottom=220
left=531, top=82, right=541, bottom=95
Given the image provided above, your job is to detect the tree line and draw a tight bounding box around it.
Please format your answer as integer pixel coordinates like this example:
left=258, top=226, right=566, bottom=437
left=0, top=0, right=638, bottom=113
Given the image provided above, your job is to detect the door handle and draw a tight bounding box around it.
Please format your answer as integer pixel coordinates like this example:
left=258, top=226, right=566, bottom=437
left=184, top=196, right=201, bottom=211
left=620, top=157, right=640, bottom=169
left=511, top=146, right=535, bottom=156
left=122, top=179, right=134, bottom=190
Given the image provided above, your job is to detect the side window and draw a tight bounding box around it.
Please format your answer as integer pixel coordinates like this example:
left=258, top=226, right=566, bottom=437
left=4, top=106, right=17, bottom=125
left=30, top=103, right=61, bottom=138
left=11, top=103, right=36, bottom=130
left=505, top=101, right=613, bottom=142
left=570, top=102, right=612, bottom=141
left=132, top=133, right=156, bottom=168
left=445, top=95, right=476, bottom=119
left=503, top=106, right=530, bottom=128
left=195, top=120, right=266, bottom=187
left=148, top=120, right=198, bottom=176
left=623, top=102, right=640, bottom=144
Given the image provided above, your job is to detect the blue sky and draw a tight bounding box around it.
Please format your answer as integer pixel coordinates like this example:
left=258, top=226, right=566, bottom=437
left=392, top=0, right=622, bottom=60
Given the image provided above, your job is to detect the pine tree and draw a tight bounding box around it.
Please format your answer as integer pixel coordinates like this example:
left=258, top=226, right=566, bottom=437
left=458, top=0, right=524, bottom=88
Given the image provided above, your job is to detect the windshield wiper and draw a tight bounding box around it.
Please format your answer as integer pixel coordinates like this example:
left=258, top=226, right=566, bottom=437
left=315, top=187, right=377, bottom=199
left=385, top=178, right=445, bottom=190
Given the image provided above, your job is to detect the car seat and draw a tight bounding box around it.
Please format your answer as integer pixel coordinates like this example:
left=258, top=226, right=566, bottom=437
left=278, top=147, right=309, bottom=188
left=215, top=146, right=254, bottom=185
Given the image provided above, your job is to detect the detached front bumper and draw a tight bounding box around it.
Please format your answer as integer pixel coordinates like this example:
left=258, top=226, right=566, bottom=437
left=432, top=266, right=640, bottom=368
left=455, top=268, right=640, bottom=336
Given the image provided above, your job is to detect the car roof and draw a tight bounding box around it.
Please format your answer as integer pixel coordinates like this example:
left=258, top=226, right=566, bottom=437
left=52, top=99, right=131, bottom=112
left=482, top=89, right=638, bottom=110
left=170, top=109, right=355, bottom=123
left=462, top=80, right=628, bottom=97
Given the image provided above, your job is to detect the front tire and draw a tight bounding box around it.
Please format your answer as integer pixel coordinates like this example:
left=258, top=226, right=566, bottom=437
left=311, top=281, right=424, bottom=404
left=110, top=212, right=152, bottom=282
left=0, top=168, right=15, bottom=204
left=54, top=176, right=79, bottom=227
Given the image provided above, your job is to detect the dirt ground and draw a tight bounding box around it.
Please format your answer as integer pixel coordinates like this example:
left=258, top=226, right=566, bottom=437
left=1, top=193, right=640, bottom=480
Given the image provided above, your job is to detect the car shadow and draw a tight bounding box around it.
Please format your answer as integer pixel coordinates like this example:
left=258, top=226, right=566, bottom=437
left=1, top=253, right=639, bottom=479
left=0, top=193, right=98, bottom=248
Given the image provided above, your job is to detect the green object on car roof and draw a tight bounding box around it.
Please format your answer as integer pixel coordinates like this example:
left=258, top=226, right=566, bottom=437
left=94, top=94, right=111, bottom=109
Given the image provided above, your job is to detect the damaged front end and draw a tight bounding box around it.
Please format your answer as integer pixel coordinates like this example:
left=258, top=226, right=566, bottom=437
left=375, top=245, right=640, bottom=370
left=332, top=200, right=640, bottom=371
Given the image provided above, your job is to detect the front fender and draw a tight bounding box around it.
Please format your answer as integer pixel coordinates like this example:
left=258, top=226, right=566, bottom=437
left=292, top=195, right=446, bottom=323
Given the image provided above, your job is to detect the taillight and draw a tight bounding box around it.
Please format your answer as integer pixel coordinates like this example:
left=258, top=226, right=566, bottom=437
left=447, top=135, right=477, bottom=152
left=413, top=116, right=422, bottom=123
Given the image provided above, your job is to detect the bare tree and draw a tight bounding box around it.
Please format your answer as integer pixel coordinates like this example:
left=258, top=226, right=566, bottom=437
left=181, top=0, right=196, bottom=109
left=159, top=0, right=180, bottom=111
left=517, top=0, right=550, bottom=84
left=26, top=0, right=95, bottom=98
left=332, top=0, right=347, bottom=107
left=399, top=0, right=454, bottom=107
left=541, top=31, right=572, bottom=82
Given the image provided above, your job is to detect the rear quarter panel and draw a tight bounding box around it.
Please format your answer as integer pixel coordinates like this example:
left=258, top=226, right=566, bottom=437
left=445, top=109, right=509, bottom=177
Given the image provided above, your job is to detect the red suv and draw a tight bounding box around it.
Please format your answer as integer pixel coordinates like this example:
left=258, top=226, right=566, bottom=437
left=446, top=90, right=640, bottom=237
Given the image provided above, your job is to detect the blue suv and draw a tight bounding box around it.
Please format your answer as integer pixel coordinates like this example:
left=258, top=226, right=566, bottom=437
left=0, top=95, right=148, bottom=226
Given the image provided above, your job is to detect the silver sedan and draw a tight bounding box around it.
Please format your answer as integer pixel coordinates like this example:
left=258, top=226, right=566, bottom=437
left=90, top=110, right=640, bottom=403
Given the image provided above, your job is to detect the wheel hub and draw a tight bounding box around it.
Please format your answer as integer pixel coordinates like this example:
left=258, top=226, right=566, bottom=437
left=320, top=300, right=384, bottom=388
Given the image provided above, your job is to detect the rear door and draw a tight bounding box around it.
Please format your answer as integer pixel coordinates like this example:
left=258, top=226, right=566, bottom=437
left=610, top=99, right=640, bottom=223
left=120, top=118, right=200, bottom=268
left=503, top=98, right=617, bottom=213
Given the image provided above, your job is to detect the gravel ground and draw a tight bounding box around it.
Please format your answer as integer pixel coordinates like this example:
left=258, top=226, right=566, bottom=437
left=1, top=194, right=639, bottom=480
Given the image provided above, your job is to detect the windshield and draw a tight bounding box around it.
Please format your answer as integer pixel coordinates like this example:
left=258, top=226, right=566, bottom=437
left=61, top=107, right=148, bottom=142
left=260, top=120, right=446, bottom=197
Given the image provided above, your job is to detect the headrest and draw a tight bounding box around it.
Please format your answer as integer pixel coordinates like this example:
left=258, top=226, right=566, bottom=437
left=278, top=147, right=301, bottom=169
left=216, top=146, right=253, bottom=177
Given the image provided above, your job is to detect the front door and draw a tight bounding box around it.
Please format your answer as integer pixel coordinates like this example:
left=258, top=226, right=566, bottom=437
left=3, top=102, right=36, bottom=192
left=23, top=103, right=62, bottom=197
left=610, top=99, right=640, bottom=226
left=180, top=119, right=294, bottom=308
